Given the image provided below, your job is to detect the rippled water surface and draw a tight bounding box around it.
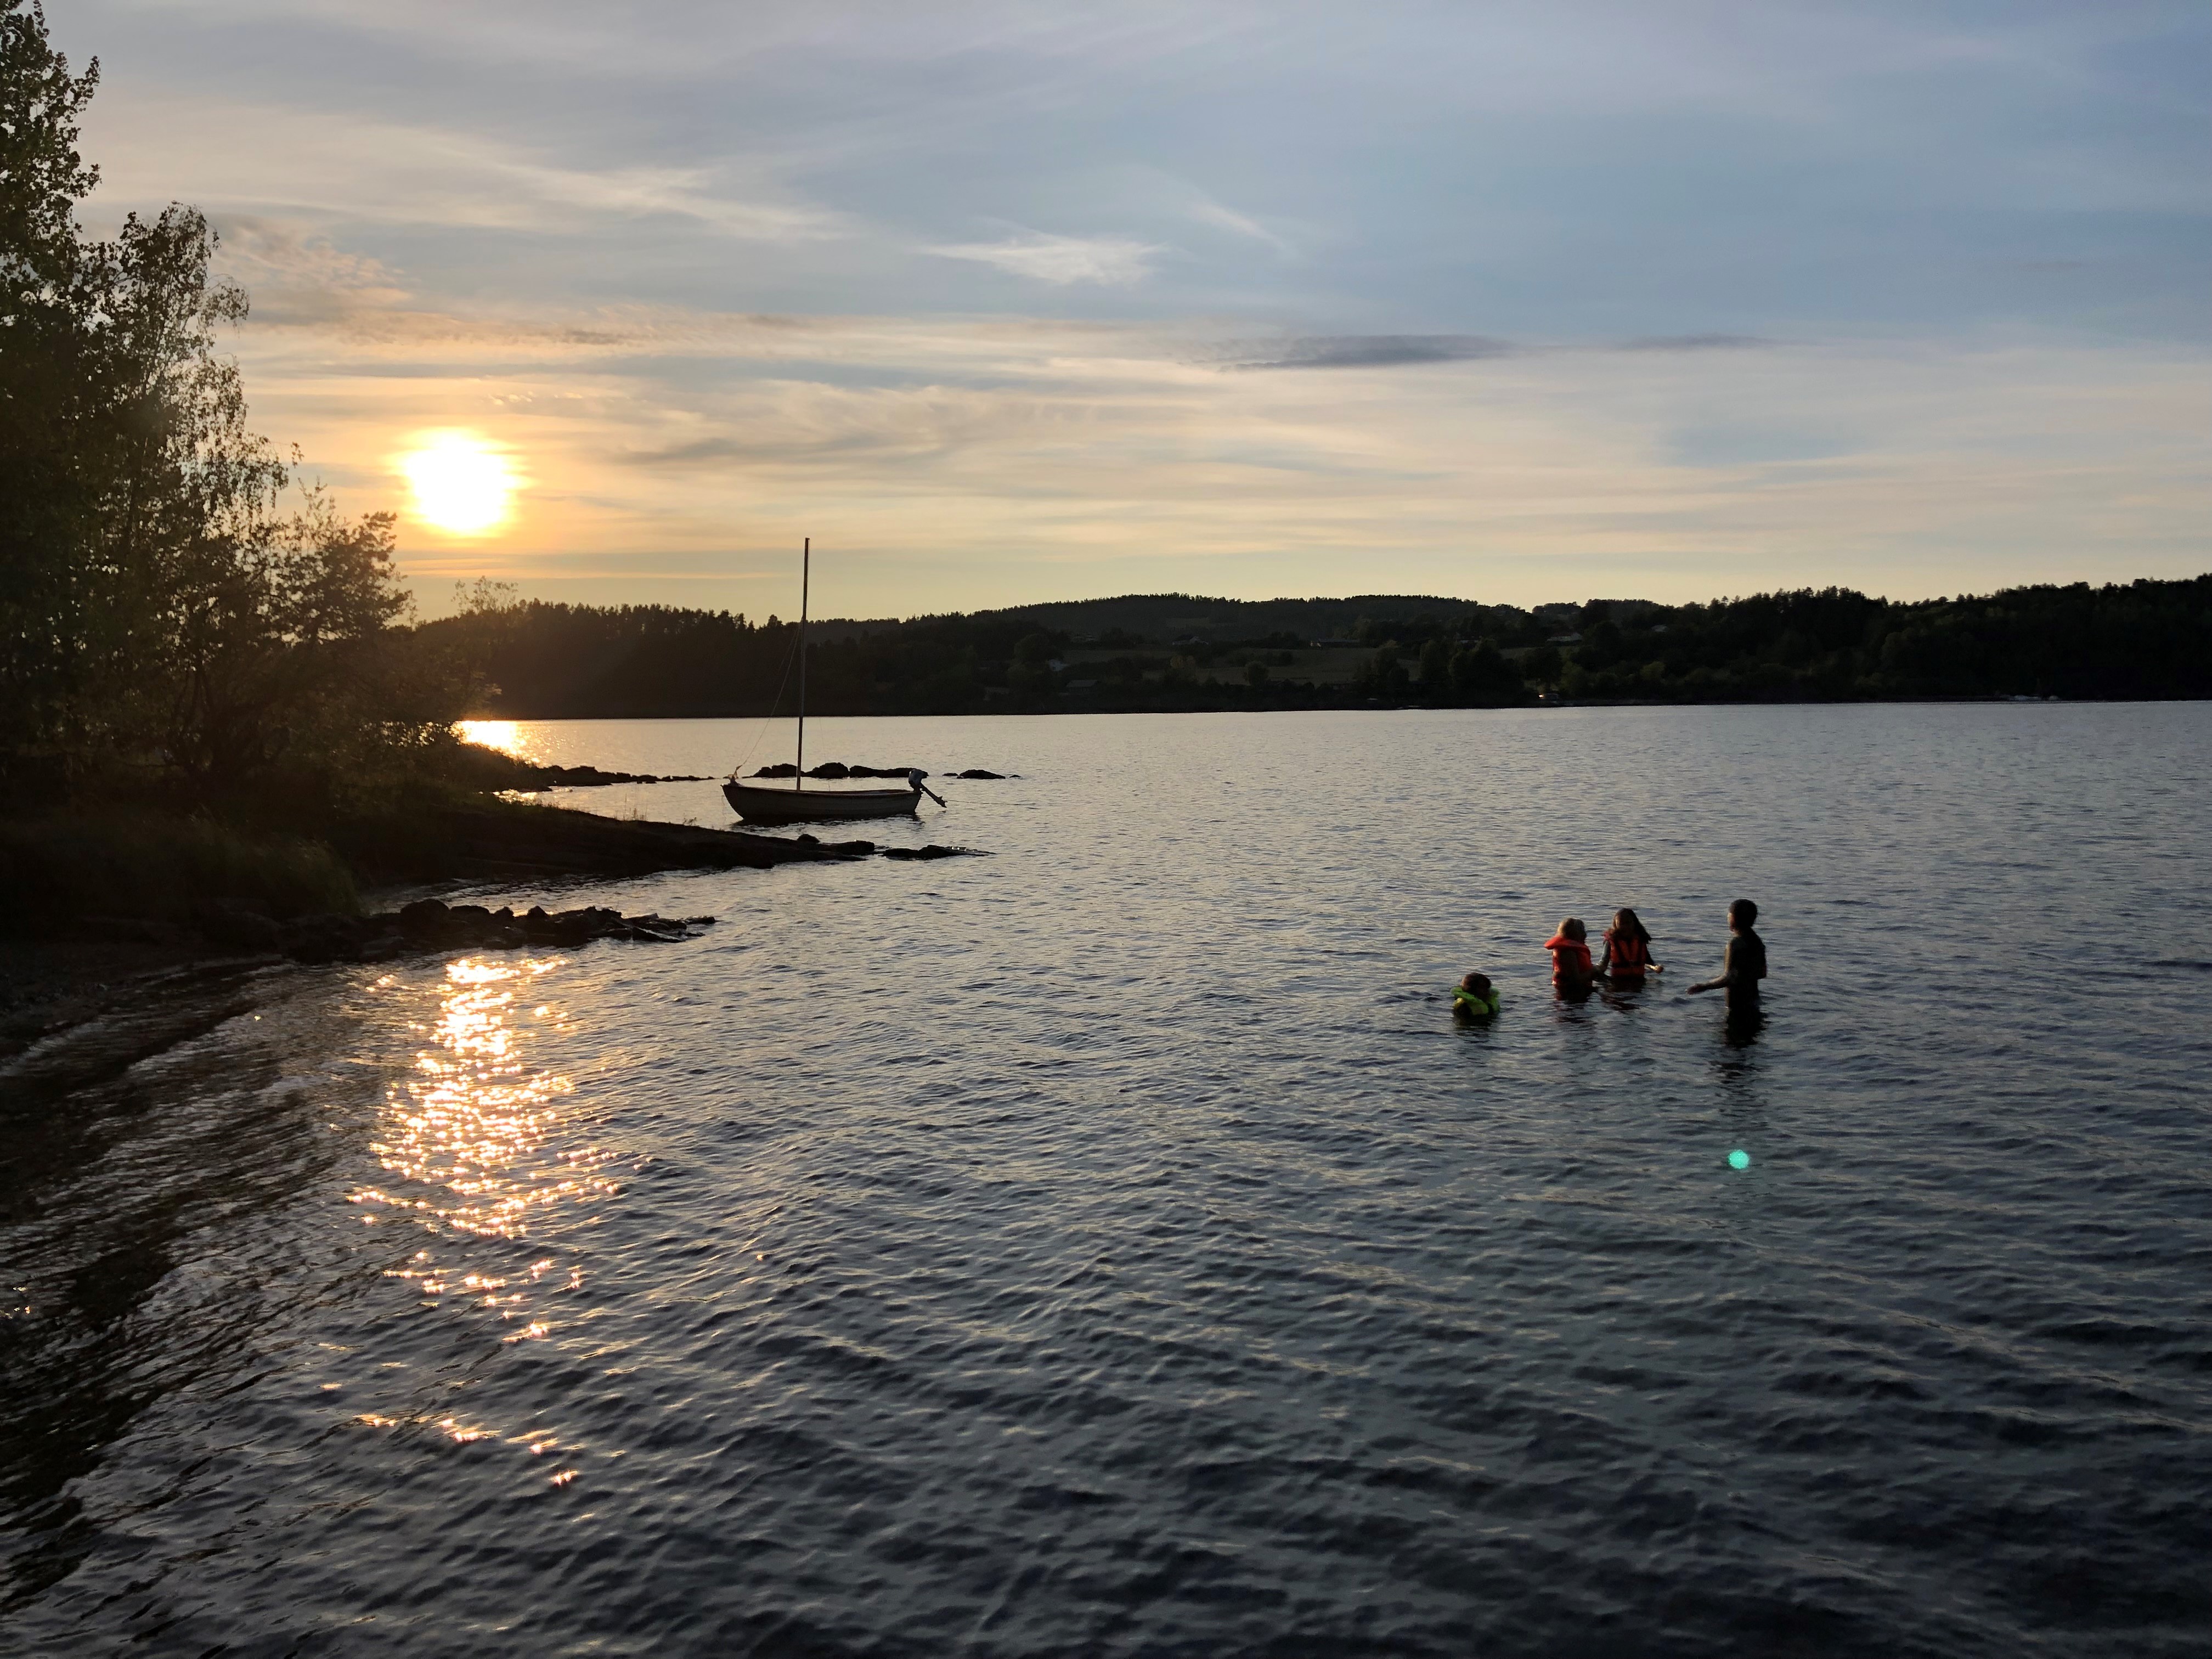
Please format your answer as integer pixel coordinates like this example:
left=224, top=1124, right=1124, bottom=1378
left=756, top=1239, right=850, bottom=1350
left=5, top=706, right=2210, bottom=1657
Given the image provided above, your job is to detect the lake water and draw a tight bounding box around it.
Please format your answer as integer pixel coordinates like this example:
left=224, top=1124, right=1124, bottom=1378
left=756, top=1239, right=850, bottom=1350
left=4, top=705, right=2209, bottom=1657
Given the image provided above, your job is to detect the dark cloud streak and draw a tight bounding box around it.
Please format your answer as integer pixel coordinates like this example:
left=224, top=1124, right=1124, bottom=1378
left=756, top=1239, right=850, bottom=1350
left=1612, top=333, right=1769, bottom=352
left=1211, top=334, right=1516, bottom=371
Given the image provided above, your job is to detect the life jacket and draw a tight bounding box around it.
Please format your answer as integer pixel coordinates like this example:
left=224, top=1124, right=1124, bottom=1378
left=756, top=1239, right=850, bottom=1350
left=1606, top=930, right=1652, bottom=974
left=1453, top=986, right=1500, bottom=1015
left=1544, top=934, right=1593, bottom=984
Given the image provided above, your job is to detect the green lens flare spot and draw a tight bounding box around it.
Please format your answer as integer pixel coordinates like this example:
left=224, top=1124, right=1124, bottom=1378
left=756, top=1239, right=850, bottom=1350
left=1727, top=1149, right=1751, bottom=1170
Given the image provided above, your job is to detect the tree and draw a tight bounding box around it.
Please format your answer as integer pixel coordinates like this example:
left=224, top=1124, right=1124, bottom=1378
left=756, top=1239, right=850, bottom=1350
left=1, top=3, right=441, bottom=806
left=1417, top=635, right=1452, bottom=693
left=1450, top=639, right=1524, bottom=705
left=1358, top=642, right=1410, bottom=699
left=1, top=0, right=103, bottom=778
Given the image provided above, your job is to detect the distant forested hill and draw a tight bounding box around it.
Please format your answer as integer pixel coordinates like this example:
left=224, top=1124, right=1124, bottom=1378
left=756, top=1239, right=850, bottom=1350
left=419, top=576, right=2212, bottom=719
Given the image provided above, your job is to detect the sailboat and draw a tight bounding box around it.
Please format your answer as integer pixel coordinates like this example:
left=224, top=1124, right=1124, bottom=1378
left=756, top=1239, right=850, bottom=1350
left=722, top=539, right=947, bottom=825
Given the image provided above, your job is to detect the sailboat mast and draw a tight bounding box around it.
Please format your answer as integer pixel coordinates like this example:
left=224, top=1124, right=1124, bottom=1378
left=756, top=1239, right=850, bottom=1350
left=795, top=537, right=809, bottom=792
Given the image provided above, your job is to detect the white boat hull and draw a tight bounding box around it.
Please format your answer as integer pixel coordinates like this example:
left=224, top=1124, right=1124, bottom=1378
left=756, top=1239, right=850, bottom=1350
left=723, top=780, right=921, bottom=823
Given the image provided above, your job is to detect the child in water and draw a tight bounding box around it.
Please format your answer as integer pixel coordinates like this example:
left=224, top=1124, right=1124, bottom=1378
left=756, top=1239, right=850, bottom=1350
left=1543, top=918, right=1595, bottom=995
left=1689, top=898, right=1767, bottom=1013
left=1595, top=908, right=1663, bottom=985
left=1453, top=970, right=1500, bottom=1017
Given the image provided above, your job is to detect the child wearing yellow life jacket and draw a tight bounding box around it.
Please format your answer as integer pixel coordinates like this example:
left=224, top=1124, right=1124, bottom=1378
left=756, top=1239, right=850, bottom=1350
left=1452, top=971, right=1500, bottom=1017
left=1595, top=908, right=1663, bottom=984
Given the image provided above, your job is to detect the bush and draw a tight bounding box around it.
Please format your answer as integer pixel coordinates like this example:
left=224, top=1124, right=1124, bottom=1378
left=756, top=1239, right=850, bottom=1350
left=0, top=813, right=358, bottom=930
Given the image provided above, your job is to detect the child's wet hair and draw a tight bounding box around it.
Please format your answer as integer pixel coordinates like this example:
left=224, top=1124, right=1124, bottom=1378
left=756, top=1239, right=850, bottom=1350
left=1729, top=898, right=1758, bottom=927
left=1560, top=917, right=1586, bottom=940
left=1460, top=970, right=1491, bottom=993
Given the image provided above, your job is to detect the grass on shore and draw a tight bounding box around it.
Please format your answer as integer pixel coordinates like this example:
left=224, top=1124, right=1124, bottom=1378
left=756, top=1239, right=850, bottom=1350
left=0, top=814, right=360, bottom=933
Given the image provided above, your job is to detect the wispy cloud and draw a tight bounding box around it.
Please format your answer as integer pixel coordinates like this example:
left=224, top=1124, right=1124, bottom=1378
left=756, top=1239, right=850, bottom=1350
left=89, top=91, right=849, bottom=242
left=1211, top=335, right=1516, bottom=370
left=928, top=233, right=1165, bottom=286
left=1614, top=333, right=1770, bottom=353
left=1180, top=191, right=1295, bottom=257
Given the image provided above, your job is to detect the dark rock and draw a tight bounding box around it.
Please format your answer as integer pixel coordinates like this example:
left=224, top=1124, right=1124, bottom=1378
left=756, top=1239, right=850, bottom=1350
left=529, top=764, right=711, bottom=787
left=198, top=906, right=282, bottom=950
left=398, top=898, right=451, bottom=937
left=281, top=912, right=367, bottom=964
left=954, top=769, right=1006, bottom=780
left=754, top=760, right=916, bottom=779
left=77, top=915, right=190, bottom=945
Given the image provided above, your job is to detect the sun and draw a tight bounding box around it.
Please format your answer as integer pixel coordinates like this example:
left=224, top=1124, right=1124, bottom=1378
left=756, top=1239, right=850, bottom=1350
left=400, top=431, right=516, bottom=535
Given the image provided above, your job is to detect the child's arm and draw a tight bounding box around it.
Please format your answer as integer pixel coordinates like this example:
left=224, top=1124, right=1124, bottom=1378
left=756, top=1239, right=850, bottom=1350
left=1688, top=940, right=1737, bottom=994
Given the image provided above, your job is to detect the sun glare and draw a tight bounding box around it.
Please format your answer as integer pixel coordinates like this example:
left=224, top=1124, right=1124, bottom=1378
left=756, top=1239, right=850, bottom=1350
left=400, top=432, right=516, bottom=535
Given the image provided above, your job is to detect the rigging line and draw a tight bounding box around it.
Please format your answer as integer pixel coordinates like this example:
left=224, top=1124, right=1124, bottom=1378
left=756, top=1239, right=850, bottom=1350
left=727, top=624, right=803, bottom=778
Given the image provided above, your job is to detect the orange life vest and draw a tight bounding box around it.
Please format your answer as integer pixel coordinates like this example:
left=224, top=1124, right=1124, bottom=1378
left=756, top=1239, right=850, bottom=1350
left=1544, top=933, right=1593, bottom=984
left=1606, top=930, right=1652, bottom=975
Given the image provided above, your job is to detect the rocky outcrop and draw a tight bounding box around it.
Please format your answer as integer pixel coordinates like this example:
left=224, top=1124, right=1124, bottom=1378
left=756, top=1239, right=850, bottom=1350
left=413, top=803, right=859, bottom=880
left=522, top=764, right=710, bottom=787
left=749, top=761, right=921, bottom=780
left=194, top=901, right=719, bottom=966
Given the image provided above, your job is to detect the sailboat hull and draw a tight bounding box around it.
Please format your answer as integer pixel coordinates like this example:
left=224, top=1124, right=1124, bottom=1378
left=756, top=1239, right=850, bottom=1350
left=723, top=780, right=922, bottom=823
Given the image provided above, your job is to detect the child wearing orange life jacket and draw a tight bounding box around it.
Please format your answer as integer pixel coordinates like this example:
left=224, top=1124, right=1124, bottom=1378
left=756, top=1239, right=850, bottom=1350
left=1595, top=907, right=1663, bottom=984
left=1544, top=918, right=1595, bottom=995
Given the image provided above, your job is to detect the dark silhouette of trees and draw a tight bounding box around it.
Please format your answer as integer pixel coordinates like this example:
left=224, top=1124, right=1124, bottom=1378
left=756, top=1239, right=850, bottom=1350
left=2, top=0, right=437, bottom=810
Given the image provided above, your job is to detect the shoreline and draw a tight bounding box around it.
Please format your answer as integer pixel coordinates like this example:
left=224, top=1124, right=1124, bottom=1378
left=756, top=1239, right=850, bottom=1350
left=464, top=690, right=2193, bottom=725
left=0, top=799, right=975, bottom=1070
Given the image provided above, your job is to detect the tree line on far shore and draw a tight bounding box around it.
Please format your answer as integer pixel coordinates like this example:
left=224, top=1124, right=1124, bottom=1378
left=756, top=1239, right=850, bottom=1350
left=430, top=574, right=2212, bottom=720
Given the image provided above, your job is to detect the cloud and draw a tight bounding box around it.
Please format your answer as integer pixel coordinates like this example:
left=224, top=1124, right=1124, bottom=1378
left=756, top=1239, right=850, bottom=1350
left=1211, top=335, right=1516, bottom=370
left=1178, top=190, right=1295, bottom=257
left=928, top=233, right=1165, bottom=286
left=87, top=90, right=849, bottom=244
left=213, top=218, right=413, bottom=324
left=1613, top=333, right=1770, bottom=352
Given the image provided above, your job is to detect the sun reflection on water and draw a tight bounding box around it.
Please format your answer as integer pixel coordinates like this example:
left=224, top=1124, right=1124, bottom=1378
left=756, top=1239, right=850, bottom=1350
left=456, top=719, right=533, bottom=759
left=357, top=955, right=626, bottom=1245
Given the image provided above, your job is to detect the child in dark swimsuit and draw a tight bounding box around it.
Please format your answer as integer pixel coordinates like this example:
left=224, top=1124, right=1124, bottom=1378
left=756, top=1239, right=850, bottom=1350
left=1544, top=918, right=1595, bottom=996
left=1689, top=899, right=1767, bottom=1013
left=1595, top=908, right=1663, bottom=985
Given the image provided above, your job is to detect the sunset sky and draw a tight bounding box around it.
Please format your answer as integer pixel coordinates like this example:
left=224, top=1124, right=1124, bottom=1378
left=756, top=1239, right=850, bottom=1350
left=62, top=1, right=2211, bottom=619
